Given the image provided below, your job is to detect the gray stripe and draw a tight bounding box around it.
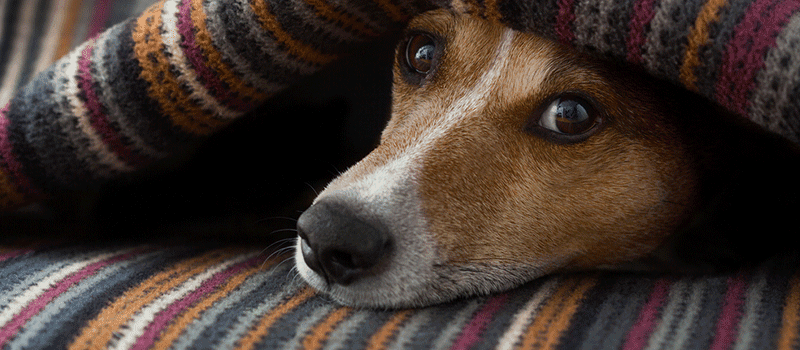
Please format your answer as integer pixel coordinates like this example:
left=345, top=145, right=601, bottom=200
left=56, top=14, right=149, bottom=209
left=749, top=11, right=800, bottom=143
left=170, top=264, right=291, bottom=350
left=733, top=269, right=770, bottom=350
left=0, top=251, right=91, bottom=308
left=642, top=0, right=705, bottom=81
left=216, top=269, right=303, bottom=349
left=644, top=279, right=693, bottom=350
left=7, top=251, right=157, bottom=350
left=432, top=300, right=484, bottom=350
left=573, top=0, right=633, bottom=58
left=324, top=310, right=370, bottom=350
left=579, top=279, right=650, bottom=350
left=280, top=304, right=336, bottom=350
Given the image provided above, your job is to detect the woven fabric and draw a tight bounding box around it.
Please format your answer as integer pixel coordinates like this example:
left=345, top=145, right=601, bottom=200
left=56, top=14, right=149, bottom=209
left=2, top=0, right=800, bottom=210
left=0, top=246, right=799, bottom=350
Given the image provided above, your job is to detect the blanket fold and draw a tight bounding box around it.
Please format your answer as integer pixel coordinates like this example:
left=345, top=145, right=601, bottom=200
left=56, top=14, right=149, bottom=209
left=1, top=0, right=799, bottom=211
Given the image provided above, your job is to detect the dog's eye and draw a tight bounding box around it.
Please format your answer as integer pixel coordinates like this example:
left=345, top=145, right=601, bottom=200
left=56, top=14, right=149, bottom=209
left=405, top=34, right=436, bottom=74
left=539, top=95, right=599, bottom=135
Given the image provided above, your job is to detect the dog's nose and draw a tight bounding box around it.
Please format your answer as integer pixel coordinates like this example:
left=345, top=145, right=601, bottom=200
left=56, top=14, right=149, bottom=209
left=296, top=201, right=393, bottom=286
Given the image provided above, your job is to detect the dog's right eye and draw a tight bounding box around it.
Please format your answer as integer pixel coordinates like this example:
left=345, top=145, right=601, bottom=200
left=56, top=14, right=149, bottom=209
left=405, top=34, right=437, bottom=74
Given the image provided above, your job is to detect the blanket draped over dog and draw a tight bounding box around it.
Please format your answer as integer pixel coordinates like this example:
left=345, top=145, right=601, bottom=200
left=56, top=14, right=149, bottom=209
left=1, top=0, right=799, bottom=211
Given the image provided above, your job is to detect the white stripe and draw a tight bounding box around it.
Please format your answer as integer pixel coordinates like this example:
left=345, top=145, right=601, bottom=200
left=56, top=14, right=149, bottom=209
left=161, top=0, right=243, bottom=120
left=357, top=29, right=518, bottom=202
left=108, top=252, right=256, bottom=350
left=0, top=0, right=39, bottom=105
left=0, top=250, right=120, bottom=327
left=495, top=278, right=560, bottom=350
left=60, top=43, right=134, bottom=174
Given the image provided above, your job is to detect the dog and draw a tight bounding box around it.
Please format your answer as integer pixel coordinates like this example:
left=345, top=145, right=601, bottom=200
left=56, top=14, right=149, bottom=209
left=294, top=9, right=800, bottom=308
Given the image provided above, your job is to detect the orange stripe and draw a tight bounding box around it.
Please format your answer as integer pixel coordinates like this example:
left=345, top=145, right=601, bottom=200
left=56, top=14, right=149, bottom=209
left=518, top=276, right=597, bottom=350
left=68, top=250, right=235, bottom=350
left=372, top=0, right=408, bottom=23
left=234, top=287, right=317, bottom=350
left=150, top=258, right=274, bottom=349
left=366, top=309, right=413, bottom=350
left=132, top=1, right=226, bottom=135
left=189, top=0, right=269, bottom=103
left=306, top=0, right=378, bottom=37
left=680, top=0, right=728, bottom=91
left=302, top=307, right=354, bottom=350
left=54, top=0, right=84, bottom=60
left=249, top=0, right=338, bottom=66
left=778, top=273, right=800, bottom=349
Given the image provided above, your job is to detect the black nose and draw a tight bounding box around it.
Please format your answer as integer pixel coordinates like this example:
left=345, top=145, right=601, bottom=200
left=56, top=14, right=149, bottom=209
left=296, top=200, right=393, bottom=286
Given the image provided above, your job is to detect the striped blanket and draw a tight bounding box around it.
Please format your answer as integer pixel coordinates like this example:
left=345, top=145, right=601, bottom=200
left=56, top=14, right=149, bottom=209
left=1, top=246, right=800, bottom=349
left=3, top=0, right=800, bottom=349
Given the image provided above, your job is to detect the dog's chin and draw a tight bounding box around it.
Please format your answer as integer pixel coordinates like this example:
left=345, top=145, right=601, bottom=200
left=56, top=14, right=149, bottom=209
left=294, top=238, right=552, bottom=308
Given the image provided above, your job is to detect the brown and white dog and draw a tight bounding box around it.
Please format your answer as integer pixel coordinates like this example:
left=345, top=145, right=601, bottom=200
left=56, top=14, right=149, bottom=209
left=294, top=10, right=800, bottom=308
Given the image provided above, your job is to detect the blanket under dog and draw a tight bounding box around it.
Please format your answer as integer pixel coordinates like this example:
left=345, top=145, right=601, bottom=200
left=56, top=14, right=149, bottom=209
left=1, top=0, right=799, bottom=211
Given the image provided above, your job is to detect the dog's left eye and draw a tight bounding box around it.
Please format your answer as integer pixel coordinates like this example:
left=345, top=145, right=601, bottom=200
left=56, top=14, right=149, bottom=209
left=405, top=34, right=436, bottom=74
left=526, top=93, right=603, bottom=143
left=539, top=95, right=599, bottom=135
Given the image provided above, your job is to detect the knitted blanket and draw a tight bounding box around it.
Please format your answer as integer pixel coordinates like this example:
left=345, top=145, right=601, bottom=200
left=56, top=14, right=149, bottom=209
left=1, top=0, right=800, bottom=210
left=0, top=245, right=799, bottom=350
left=2, top=1, right=800, bottom=350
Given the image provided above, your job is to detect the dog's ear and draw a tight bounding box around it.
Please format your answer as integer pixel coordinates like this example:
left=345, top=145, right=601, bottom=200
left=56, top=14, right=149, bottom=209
left=643, top=101, right=800, bottom=272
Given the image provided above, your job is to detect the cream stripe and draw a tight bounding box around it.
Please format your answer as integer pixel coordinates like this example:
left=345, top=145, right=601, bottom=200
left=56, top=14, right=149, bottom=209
left=108, top=252, right=256, bottom=350
left=62, top=42, right=134, bottom=174
left=31, top=0, right=70, bottom=75
left=0, top=250, right=122, bottom=327
left=495, top=278, right=561, bottom=350
left=0, top=0, right=38, bottom=105
left=733, top=271, right=769, bottom=350
left=161, top=0, right=243, bottom=120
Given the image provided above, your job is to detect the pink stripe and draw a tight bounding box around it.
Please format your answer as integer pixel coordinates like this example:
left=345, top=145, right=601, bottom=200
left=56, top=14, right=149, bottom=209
left=177, top=0, right=254, bottom=112
left=555, top=0, right=576, bottom=44
left=708, top=274, right=749, bottom=350
left=129, top=256, right=260, bottom=350
left=86, top=0, right=113, bottom=39
left=0, top=250, right=139, bottom=346
left=622, top=278, right=673, bottom=350
left=0, top=104, right=41, bottom=197
left=450, top=293, right=510, bottom=350
left=626, top=0, right=658, bottom=64
left=715, top=0, right=800, bottom=117
left=78, top=42, right=150, bottom=167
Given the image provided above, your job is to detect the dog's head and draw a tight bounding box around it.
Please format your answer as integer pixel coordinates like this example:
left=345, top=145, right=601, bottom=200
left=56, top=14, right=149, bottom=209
left=294, top=10, right=699, bottom=308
